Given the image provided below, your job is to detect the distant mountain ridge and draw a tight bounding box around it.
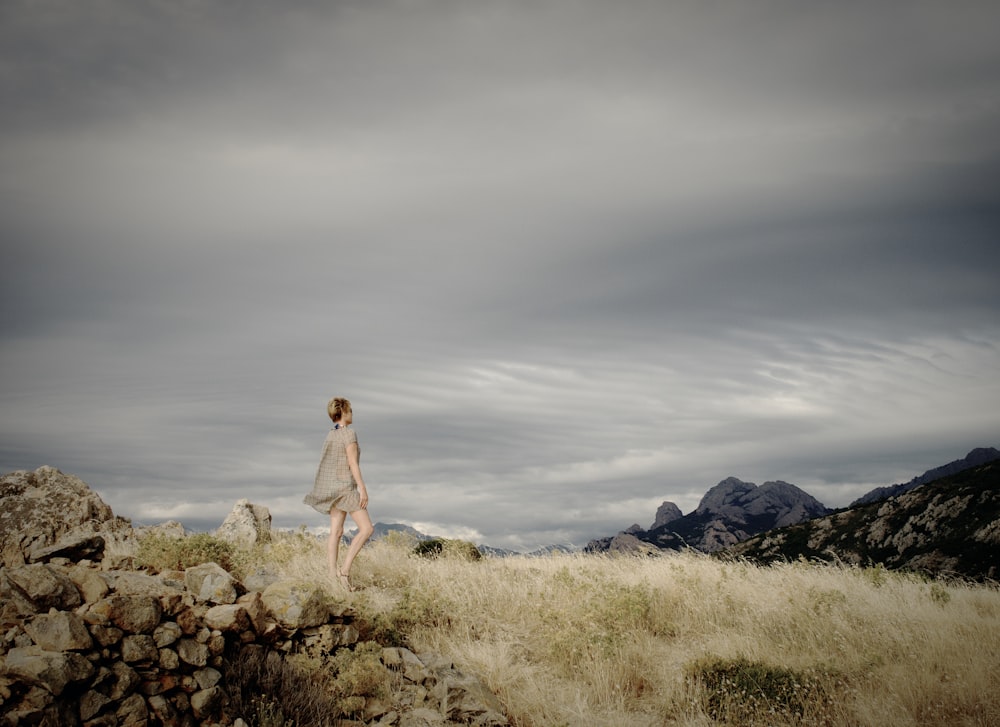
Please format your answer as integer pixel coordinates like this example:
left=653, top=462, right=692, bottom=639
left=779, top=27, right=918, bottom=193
left=586, top=478, right=829, bottom=554
left=850, top=447, right=1000, bottom=507
left=585, top=447, right=999, bottom=560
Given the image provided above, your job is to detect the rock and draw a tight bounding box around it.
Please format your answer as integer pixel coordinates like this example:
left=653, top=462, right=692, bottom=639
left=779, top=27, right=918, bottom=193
left=0, top=466, right=130, bottom=568
left=261, top=580, right=331, bottom=629
left=121, top=634, right=158, bottom=663
left=68, top=564, right=111, bottom=603
left=158, top=647, right=181, bottom=670
left=92, top=594, right=163, bottom=634
left=153, top=620, right=183, bottom=648
left=80, top=688, right=113, bottom=721
left=236, top=591, right=268, bottom=633
left=28, top=531, right=106, bottom=563
left=434, top=668, right=507, bottom=725
left=400, top=707, right=447, bottom=726
left=193, top=666, right=222, bottom=689
left=1, top=563, right=82, bottom=613
left=147, top=693, right=180, bottom=725
left=204, top=604, right=251, bottom=633
left=89, top=623, right=124, bottom=647
left=4, top=645, right=95, bottom=696
left=184, top=562, right=238, bottom=605
left=108, top=660, right=141, bottom=700
left=383, top=647, right=432, bottom=684
left=190, top=685, right=228, bottom=719
left=116, top=692, right=149, bottom=725
left=177, top=638, right=209, bottom=667
left=215, top=498, right=272, bottom=546
left=23, top=610, right=94, bottom=651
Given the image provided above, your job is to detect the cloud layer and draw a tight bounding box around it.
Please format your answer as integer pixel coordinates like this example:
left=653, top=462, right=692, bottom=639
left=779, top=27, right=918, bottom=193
left=2, top=0, right=999, bottom=550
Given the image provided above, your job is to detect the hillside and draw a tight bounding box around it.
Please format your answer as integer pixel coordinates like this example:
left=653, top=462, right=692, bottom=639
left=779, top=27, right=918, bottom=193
left=850, top=447, right=1000, bottom=506
left=726, top=462, right=1000, bottom=581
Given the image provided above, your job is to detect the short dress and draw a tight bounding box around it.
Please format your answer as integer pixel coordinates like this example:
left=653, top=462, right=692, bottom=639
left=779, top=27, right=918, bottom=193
left=304, top=426, right=363, bottom=514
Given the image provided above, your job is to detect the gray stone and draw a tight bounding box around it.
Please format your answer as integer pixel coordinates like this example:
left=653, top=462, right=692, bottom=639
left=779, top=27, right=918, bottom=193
left=147, top=693, right=181, bottom=726
left=89, top=623, right=124, bottom=647
left=261, top=580, right=330, bottom=629
left=24, top=610, right=94, bottom=651
left=177, top=638, right=209, bottom=667
left=98, top=594, right=163, bottom=634
left=4, top=645, right=95, bottom=696
left=193, top=666, right=222, bottom=689
left=214, top=498, right=272, bottom=546
left=153, top=619, right=183, bottom=647
left=28, top=532, right=105, bottom=563
left=0, top=466, right=128, bottom=569
left=116, top=692, right=149, bottom=726
left=185, top=562, right=238, bottom=604
left=204, top=603, right=251, bottom=632
left=1, top=563, right=82, bottom=613
left=159, top=647, right=181, bottom=670
left=190, top=685, right=228, bottom=720
left=109, top=660, right=141, bottom=700
left=80, top=688, right=113, bottom=721
left=68, top=565, right=110, bottom=603
left=121, top=634, right=158, bottom=663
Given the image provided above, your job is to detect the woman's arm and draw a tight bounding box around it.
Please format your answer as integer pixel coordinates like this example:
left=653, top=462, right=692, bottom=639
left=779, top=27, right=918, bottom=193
left=346, top=442, right=368, bottom=509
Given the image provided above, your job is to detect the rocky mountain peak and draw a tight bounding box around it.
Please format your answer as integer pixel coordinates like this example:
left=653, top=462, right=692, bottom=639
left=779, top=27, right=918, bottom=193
left=694, top=477, right=757, bottom=515
left=651, top=501, right=682, bottom=529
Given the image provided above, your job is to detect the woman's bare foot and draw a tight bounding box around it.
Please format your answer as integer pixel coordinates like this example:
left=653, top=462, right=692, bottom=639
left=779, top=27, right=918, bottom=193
left=337, top=571, right=356, bottom=592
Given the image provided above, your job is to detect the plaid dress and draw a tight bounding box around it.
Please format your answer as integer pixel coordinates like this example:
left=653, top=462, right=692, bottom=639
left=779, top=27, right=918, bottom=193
left=304, top=426, right=363, bottom=514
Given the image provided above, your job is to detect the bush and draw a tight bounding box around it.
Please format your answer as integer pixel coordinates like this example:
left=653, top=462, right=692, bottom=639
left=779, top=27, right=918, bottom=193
left=686, top=656, right=838, bottom=724
left=225, top=642, right=391, bottom=726
left=135, top=532, right=240, bottom=574
left=412, top=538, right=482, bottom=561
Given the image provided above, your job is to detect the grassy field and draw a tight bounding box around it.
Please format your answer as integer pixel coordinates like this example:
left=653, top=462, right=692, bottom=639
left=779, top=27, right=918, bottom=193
left=157, top=531, right=1000, bottom=726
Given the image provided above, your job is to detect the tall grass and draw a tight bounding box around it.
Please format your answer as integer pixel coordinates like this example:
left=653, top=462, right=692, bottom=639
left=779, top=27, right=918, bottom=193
left=248, top=533, right=1000, bottom=726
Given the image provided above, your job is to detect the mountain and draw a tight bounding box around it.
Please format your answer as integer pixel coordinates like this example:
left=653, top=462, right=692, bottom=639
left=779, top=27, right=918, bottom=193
left=586, top=478, right=829, bottom=554
left=345, top=521, right=434, bottom=544
left=727, top=462, right=1000, bottom=581
left=851, top=447, right=1000, bottom=507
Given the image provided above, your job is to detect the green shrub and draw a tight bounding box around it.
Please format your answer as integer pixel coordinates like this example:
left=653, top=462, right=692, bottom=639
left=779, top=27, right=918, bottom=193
left=135, top=532, right=240, bottom=573
left=686, top=656, right=837, bottom=724
left=412, top=538, right=482, bottom=561
left=329, top=641, right=391, bottom=716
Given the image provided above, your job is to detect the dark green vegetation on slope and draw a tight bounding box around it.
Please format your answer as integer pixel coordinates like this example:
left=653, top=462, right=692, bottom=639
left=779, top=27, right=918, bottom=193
left=725, top=463, right=1000, bottom=581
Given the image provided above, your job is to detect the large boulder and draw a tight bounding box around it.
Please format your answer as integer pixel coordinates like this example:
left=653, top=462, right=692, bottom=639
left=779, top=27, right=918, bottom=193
left=261, top=580, right=331, bottom=629
left=214, top=498, right=271, bottom=546
left=3, top=646, right=96, bottom=696
left=0, top=563, right=82, bottom=614
left=184, top=562, right=239, bottom=604
left=0, top=466, right=131, bottom=567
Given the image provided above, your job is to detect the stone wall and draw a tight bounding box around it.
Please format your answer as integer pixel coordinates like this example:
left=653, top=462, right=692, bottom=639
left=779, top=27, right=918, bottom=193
left=1, top=553, right=507, bottom=726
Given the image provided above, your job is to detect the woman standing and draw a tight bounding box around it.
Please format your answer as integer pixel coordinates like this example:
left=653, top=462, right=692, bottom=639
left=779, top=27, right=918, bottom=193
left=304, top=397, right=375, bottom=591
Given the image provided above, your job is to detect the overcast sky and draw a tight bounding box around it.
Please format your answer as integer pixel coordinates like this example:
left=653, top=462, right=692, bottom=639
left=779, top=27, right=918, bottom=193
left=2, top=0, right=999, bottom=551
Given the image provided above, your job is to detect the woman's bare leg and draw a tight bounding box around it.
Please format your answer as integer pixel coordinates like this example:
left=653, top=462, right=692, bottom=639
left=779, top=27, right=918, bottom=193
left=341, top=508, right=375, bottom=577
left=327, top=508, right=347, bottom=577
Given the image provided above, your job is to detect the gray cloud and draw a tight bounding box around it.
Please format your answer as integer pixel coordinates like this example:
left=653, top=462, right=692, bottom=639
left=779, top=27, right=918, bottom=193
left=2, top=0, right=999, bottom=550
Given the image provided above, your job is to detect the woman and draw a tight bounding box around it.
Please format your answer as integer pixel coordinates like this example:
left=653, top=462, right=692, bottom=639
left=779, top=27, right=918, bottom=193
left=304, top=397, right=375, bottom=591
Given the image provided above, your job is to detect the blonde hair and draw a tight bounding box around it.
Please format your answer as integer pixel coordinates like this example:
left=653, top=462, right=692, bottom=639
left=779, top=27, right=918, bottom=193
left=327, top=397, right=352, bottom=423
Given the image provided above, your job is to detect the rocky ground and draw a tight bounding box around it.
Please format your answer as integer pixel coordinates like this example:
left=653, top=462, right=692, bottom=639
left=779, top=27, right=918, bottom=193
left=0, top=466, right=509, bottom=726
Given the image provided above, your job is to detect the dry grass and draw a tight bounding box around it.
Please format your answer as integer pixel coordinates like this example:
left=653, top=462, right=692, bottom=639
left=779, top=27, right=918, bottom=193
left=244, top=533, right=1000, bottom=725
